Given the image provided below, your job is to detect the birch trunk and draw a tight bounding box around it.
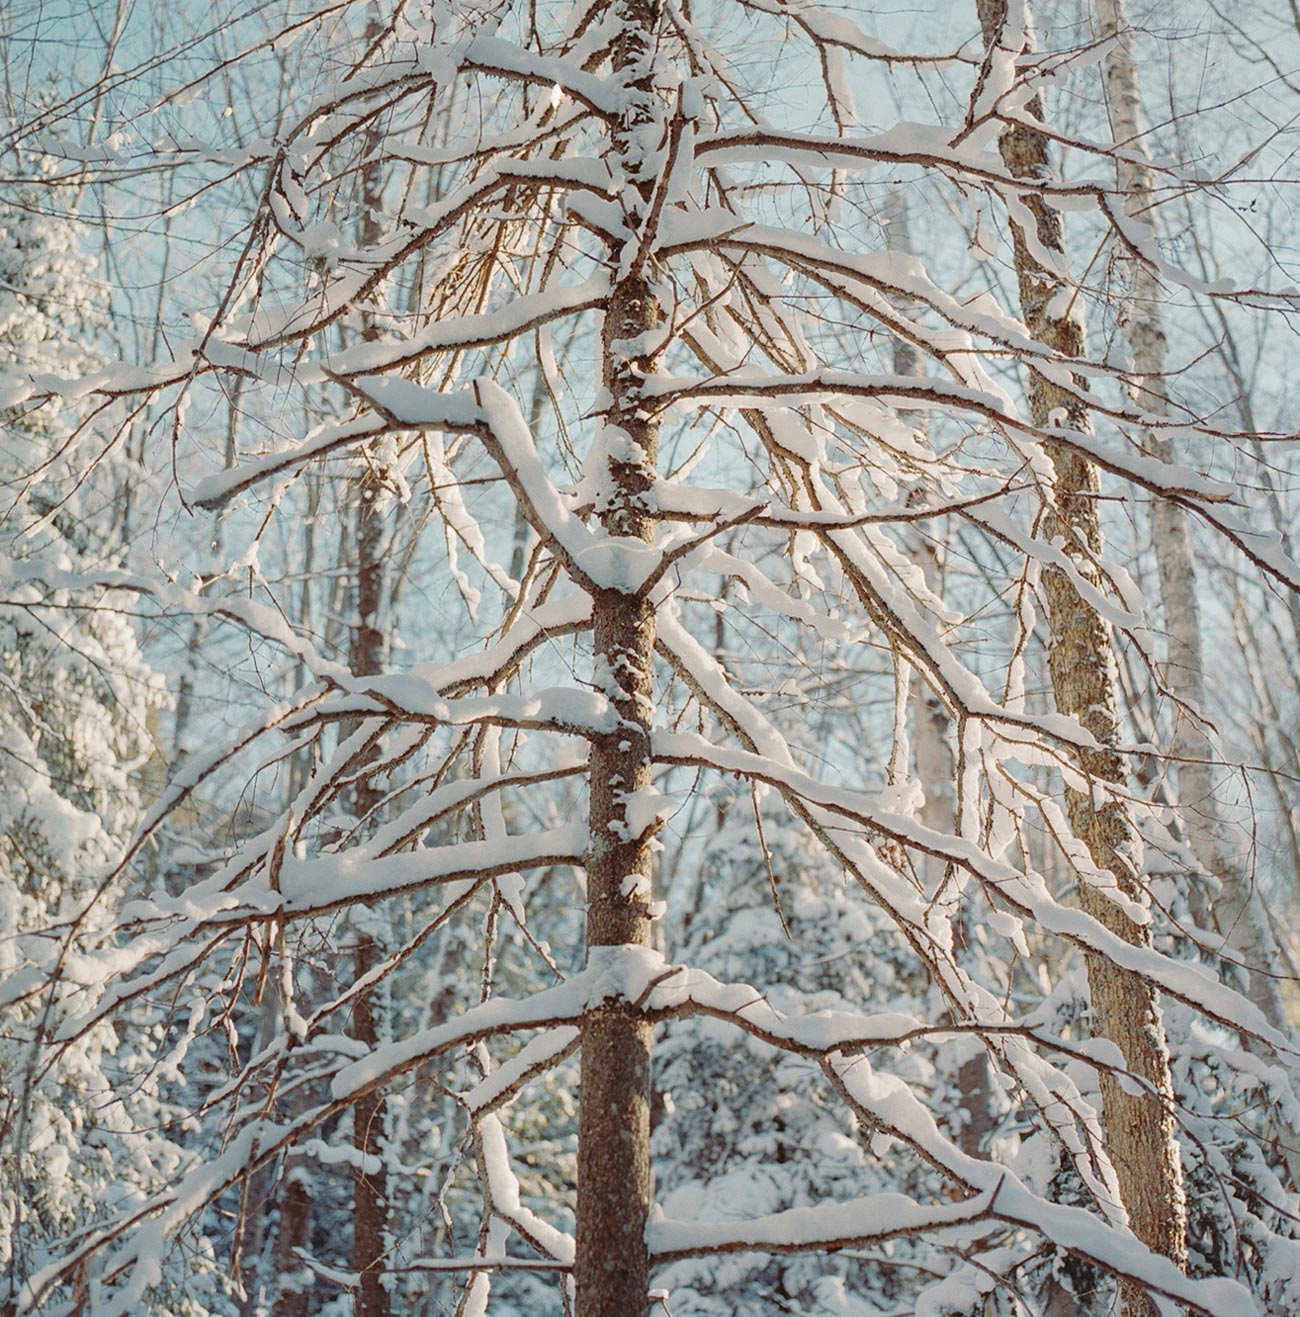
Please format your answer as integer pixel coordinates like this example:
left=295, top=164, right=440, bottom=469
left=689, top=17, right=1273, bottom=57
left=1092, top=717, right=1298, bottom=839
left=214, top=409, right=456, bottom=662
left=883, top=193, right=957, bottom=883
left=883, top=192, right=996, bottom=1157
left=976, top=3, right=1186, bottom=1309
left=574, top=2, right=663, bottom=1311
left=1094, top=0, right=1290, bottom=1041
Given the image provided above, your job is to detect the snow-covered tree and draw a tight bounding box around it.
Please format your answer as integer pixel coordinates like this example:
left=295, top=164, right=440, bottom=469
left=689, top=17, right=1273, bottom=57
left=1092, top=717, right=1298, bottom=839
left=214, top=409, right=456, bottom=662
left=0, top=170, right=222, bottom=1314
left=2, top=3, right=1300, bottom=1315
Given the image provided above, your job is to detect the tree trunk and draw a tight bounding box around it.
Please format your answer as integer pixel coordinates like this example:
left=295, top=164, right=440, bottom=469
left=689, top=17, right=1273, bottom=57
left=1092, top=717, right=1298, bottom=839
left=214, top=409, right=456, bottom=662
left=882, top=193, right=957, bottom=880
left=574, top=3, right=663, bottom=1313
left=272, top=1168, right=315, bottom=1317
left=884, top=190, right=995, bottom=1157
left=351, top=16, right=392, bottom=1303
left=1094, top=0, right=1291, bottom=1042
left=348, top=406, right=392, bottom=1283
left=348, top=411, right=390, bottom=1317
left=976, top=3, right=1186, bottom=1310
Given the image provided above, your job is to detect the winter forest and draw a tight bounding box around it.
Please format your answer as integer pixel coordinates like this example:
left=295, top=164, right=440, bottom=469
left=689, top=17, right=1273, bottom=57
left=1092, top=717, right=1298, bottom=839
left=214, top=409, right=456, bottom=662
left=7, top=0, right=1300, bottom=1313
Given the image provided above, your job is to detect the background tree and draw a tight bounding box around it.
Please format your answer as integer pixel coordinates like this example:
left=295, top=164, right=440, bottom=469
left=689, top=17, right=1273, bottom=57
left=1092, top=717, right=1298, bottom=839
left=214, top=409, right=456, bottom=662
left=0, top=162, right=219, bottom=1316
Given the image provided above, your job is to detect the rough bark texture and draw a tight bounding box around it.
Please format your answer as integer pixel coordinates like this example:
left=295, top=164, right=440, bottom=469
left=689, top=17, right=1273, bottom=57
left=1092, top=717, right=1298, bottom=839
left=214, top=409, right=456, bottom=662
left=350, top=40, right=391, bottom=1307
left=349, top=469, right=389, bottom=1317
left=272, top=1170, right=314, bottom=1317
left=1095, top=0, right=1291, bottom=1045
left=574, top=3, right=663, bottom=1313
left=976, top=3, right=1187, bottom=1310
left=351, top=903, right=388, bottom=1313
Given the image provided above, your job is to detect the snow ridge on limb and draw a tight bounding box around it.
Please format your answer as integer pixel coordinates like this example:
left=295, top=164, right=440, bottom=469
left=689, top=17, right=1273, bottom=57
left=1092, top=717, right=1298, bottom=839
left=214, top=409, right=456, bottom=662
left=651, top=727, right=1294, bottom=1054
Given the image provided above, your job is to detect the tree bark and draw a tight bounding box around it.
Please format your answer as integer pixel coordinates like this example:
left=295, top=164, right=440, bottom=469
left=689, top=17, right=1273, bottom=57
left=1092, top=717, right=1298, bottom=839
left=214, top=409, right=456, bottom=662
left=349, top=392, right=390, bottom=1317
left=574, top=3, right=663, bottom=1312
left=1094, top=0, right=1291, bottom=1041
left=976, top=4, right=1187, bottom=1311
left=348, top=421, right=391, bottom=1291
left=272, top=1168, right=315, bottom=1317
left=347, top=479, right=389, bottom=1311
left=350, top=17, right=392, bottom=1304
